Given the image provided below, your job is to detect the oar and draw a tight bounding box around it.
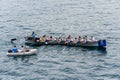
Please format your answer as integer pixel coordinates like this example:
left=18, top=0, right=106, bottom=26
left=11, top=38, right=17, bottom=43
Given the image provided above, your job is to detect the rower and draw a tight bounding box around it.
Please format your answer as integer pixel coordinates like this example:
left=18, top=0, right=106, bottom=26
left=77, top=36, right=81, bottom=43
left=73, top=38, right=77, bottom=44
left=40, top=35, right=47, bottom=42
left=91, top=36, right=95, bottom=41
left=80, top=37, right=86, bottom=43
left=49, top=36, right=53, bottom=42
left=65, top=35, right=71, bottom=44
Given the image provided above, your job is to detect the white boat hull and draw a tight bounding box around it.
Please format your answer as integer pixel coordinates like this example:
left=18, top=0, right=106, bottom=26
left=7, top=49, right=37, bottom=56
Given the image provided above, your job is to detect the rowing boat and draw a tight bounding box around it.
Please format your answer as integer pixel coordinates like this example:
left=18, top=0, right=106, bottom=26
left=25, top=36, right=106, bottom=50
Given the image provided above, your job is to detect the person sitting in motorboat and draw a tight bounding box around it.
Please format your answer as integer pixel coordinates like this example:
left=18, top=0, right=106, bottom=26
left=24, top=46, right=29, bottom=52
left=12, top=46, right=18, bottom=53
left=21, top=45, right=29, bottom=53
left=40, top=35, right=47, bottom=42
left=21, top=45, right=24, bottom=53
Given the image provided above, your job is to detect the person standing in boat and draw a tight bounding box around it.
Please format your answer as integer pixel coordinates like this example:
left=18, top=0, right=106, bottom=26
left=31, top=31, right=36, bottom=38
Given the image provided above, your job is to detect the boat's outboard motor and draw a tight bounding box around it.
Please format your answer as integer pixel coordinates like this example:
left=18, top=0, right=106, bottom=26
left=8, top=49, right=12, bottom=53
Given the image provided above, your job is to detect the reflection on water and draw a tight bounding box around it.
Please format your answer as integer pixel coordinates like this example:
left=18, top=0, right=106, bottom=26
left=13, top=56, right=30, bottom=63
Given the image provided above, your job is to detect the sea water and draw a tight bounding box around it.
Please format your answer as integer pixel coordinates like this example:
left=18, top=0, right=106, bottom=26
left=0, top=0, right=120, bottom=80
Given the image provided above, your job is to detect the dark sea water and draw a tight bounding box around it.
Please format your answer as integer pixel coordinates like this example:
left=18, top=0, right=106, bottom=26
left=0, top=0, right=120, bottom=80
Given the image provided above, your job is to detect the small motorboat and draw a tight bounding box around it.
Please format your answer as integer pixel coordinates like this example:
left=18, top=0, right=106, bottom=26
left=7, top=49, right=37, bottom=56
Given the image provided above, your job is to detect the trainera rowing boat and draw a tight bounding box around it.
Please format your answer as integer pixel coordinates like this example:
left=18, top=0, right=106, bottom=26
left=25, top=36, right=107, bottom=50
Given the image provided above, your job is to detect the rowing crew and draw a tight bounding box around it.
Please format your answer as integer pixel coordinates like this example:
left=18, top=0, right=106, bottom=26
left=30, top=33, right=98, bottom=44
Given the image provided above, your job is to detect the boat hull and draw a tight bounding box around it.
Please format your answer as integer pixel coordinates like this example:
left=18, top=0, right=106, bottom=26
left=25, top=37, right=106, bottom=50
left=7, top=49, right=37, bottom=56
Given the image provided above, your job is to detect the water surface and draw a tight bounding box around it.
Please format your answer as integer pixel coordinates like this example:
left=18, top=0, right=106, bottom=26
left=0, top=0, right=120, bottom=80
